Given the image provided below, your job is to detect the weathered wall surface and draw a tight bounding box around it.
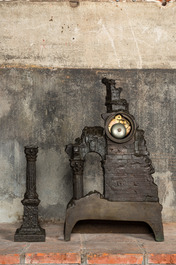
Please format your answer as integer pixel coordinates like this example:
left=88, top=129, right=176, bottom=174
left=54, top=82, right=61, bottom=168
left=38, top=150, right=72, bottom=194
left=0, top=0, right=176, bottom=224
left=0, top=68, right=176, bottom=223
left=0, top=2, right=176, bottom=69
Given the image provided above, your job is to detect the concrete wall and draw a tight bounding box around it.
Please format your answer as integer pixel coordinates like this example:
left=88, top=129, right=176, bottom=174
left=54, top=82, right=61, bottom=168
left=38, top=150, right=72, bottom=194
left=0, top=2, right=176, bottom=69
left=0, top=1, right=176, bottom=223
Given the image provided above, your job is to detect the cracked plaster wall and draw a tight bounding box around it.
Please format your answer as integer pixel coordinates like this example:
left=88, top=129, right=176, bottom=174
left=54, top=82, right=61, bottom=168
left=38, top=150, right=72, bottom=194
left=0, top=1, right=176, bottom=224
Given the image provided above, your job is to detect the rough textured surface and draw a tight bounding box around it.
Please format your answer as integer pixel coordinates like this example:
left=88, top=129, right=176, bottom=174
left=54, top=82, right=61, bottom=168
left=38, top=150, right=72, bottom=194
left=0, top=2, right=176, bottom=69
left=104, top=152, right=158, bottom=202
left=0, top=68, right=176, bottom=223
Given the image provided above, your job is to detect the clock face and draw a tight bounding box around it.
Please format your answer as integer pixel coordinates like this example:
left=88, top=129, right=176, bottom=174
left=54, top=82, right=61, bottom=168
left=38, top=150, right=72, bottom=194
left=105, top=112, right=135, bottom=143
left=108, top=114, right=131, bottom=139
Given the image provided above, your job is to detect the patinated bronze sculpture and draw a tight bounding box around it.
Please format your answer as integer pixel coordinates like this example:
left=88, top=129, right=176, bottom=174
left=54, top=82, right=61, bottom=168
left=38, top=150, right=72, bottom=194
left=14, top=146, right=45, bottom=242
left=64, top=78, right=164, bottom=242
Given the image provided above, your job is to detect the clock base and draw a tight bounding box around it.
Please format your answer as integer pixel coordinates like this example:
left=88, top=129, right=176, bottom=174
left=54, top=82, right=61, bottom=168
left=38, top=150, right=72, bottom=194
left=64, top=192, right=164, bottom=242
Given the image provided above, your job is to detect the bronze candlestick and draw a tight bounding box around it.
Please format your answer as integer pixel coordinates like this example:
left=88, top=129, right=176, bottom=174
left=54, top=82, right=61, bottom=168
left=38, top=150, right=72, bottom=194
left=14, top=146, right=45, bottom=242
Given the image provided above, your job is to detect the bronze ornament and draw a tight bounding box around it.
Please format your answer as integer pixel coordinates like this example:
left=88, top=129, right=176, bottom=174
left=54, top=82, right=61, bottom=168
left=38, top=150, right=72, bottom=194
left=64, top=78, right=164, bottom=242
left=14, top=146, right=45, bottom=242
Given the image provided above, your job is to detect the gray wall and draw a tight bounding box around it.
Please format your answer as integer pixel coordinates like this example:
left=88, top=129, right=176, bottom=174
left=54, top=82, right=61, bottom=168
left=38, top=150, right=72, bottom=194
left=0, top=68, right=176, bottom=223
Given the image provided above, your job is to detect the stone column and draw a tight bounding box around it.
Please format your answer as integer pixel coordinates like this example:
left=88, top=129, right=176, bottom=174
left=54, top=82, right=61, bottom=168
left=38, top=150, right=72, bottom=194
left=14, top=146, right=45, bottom=242
left=70, top=159, right=84, bottom=200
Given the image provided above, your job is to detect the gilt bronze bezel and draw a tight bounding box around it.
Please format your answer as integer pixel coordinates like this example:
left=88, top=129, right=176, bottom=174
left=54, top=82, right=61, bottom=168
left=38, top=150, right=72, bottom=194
left=105, top=111, right=136, bottom=143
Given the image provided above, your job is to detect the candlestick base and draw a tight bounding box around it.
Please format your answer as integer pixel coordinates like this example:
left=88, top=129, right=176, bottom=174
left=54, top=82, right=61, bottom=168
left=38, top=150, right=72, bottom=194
left=14, top=204, right=46, bottom=242
left=14, top=227, right=45, bottom=242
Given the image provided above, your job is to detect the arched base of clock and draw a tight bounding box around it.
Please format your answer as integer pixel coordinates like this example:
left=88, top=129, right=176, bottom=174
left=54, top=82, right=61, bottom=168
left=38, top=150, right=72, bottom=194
left=64, top=192, right=164, bottom=242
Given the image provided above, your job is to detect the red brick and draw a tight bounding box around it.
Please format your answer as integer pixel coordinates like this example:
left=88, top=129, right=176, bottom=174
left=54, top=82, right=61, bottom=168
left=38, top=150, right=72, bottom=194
left=25, top=253, right=81, bottom=264
left=0, top=254, right=20, bottom=264
left=87, top=253, right=143, bottom=264
left=148, top=254, right=176, bottom=264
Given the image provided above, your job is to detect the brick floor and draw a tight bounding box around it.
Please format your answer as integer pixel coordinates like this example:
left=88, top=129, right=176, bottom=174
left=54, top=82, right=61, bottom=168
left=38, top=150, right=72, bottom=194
left=0, top=223, right=175, bottom=264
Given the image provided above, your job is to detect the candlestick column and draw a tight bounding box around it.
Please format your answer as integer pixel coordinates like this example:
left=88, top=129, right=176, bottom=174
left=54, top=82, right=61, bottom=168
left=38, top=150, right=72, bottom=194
left=14, top=146, right=45, bottom=242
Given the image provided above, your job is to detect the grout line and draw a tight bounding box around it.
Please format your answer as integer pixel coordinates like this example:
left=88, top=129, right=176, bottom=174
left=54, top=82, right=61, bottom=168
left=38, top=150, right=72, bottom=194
left=134, top=239, right=147, bottom=265
left=80, top=234, right=87, bottom=265
left=19, top=243, right=31, bottom=264
left=143, top=253, right=148, bottom=265
left=135, top=240, right=146, bottom=254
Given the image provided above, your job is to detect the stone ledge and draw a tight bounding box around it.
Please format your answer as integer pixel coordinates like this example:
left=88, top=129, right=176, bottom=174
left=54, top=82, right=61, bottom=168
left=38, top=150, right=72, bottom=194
left=87, top=253, right=144, bottom=264
left=25, top=253, right=81, bottom=264
left=1, top=253, right=176, bottom=264
left=148, top=254, right=176, bottom=264
left=0, top=0, right=174, bottom=2
left=0, top=223, right=175, bottom=264
left=0, top=254, right=20, bottom=264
